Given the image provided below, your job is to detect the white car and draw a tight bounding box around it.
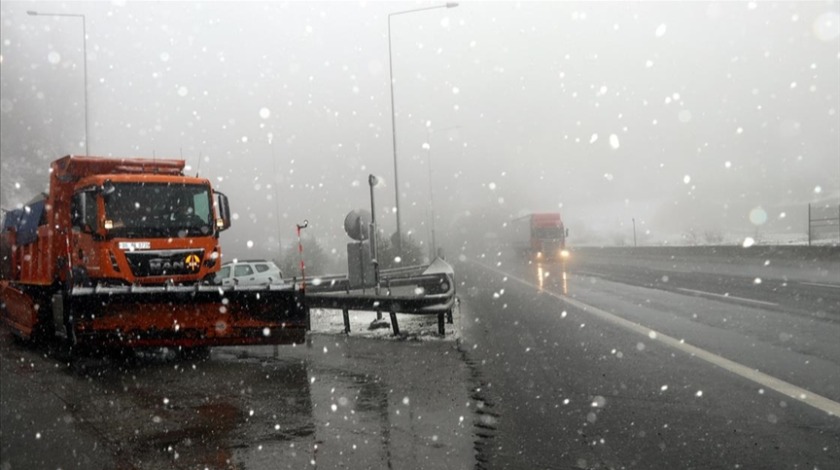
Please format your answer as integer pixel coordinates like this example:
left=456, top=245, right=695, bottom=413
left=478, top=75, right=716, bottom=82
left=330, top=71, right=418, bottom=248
left=215, top=260, right=285, bottom=287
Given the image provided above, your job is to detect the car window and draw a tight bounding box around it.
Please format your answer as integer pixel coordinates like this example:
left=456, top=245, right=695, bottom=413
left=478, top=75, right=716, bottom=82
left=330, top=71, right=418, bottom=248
left=254, top=264, right=270, bottom=273
left=233, top=265, right=253, bottom=277
left=218, top=266, right=230, bottom=279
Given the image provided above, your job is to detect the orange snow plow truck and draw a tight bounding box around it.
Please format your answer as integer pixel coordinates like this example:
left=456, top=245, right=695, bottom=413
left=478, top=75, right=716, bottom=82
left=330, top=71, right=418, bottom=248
left=0, top=155, right=306, bottom=353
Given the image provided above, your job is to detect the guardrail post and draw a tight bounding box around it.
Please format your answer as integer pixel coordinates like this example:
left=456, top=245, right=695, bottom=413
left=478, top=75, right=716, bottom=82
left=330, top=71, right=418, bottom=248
left=437, top=311, right=445, bottom=335
left=343, top=308, right=350, bottom=334
left=390, top=310, right=400, bottom=336
left=387, top=279, right=400, bottom=335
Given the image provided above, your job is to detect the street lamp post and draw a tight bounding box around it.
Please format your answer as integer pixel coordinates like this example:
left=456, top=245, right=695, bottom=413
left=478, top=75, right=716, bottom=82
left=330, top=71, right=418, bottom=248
left=388, top=2, right=458, bottom=253
left=425, top=128, right=436, bottom=259
left=28, top=10, right=89, bottom=155
left=369, top=175, right=382, bottom=294
left=632, top=218, right=637, bottom=247
left=296, top=220, right=309, bottom=294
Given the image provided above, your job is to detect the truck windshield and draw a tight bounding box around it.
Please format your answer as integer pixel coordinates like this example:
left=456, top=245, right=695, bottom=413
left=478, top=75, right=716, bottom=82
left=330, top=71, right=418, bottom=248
left=104, top=182, right=213, bottom=238
left=533, top=227, right=564, bottom=239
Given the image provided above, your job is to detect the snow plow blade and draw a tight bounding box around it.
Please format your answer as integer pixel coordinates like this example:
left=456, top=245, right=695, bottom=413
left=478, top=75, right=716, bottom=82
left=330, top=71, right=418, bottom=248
left=63, top=285, right=307, bottom=348
left=0, top=282, right=42, bottom=340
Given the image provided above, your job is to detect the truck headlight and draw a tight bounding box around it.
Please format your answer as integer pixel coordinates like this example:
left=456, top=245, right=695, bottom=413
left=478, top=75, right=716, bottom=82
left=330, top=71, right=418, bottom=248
left=560, top=250, right=570, bottom=259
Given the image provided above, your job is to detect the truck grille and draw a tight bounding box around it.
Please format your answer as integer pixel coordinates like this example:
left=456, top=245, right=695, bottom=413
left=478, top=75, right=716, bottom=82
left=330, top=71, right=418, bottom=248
left=125, top=249, right=205, bottom=277
left=540, top=240, right=563, bottom=251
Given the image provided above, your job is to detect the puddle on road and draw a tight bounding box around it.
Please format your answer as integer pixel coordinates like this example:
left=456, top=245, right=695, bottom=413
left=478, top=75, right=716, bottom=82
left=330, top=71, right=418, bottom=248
left=51, top=351, right=314, bottom=469
left=225, top=334, right=474, bottom=470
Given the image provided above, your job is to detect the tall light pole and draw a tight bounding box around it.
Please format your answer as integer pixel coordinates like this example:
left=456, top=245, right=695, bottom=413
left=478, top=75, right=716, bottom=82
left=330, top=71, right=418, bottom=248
left=632, top=218, right=637, bottom=247
left=388, top=2, right=458, bottom=253
left=369, top=175, right=382, bottom=294
left=28, top=10, right=89, bottom=155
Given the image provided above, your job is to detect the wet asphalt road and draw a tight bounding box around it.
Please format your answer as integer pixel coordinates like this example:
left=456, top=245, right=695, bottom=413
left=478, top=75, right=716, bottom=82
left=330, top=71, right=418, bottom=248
left=0, top=318, right=474, bottom=470
left=454, top=248, right=839, bottom=469
left=2, top=247, right=838, bottom=470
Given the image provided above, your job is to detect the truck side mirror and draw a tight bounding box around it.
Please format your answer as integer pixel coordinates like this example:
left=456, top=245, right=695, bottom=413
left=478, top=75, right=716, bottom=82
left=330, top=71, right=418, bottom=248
left=70, top=192, right=92, bottom=234
left=215, top=191, right=231, bottom=231
left=70, top=205, right=83, bottom=230
left=565, top=228, right=569, bottom=237
left=101, top=179, right=116, bottom=197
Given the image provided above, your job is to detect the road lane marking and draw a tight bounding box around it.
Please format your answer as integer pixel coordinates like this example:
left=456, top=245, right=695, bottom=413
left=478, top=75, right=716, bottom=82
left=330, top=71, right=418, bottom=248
left=800, top=282, right=840, bottom=289
left=676, top=287, right=778, bottom=307
left=473, top=261, right=840, bottom=418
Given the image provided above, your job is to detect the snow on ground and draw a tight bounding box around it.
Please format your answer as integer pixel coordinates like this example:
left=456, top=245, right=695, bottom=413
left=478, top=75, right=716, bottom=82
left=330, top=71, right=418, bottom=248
left=309, top=305, right=463, bottom=342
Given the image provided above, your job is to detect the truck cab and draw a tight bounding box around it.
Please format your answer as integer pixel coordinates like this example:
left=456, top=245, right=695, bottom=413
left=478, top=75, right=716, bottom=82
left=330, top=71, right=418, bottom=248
left=68, top=172, right=231, bottom=286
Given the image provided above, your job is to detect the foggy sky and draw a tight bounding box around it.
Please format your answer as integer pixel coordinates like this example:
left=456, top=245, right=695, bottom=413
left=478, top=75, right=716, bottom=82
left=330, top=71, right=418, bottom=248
left=1, top=1, right=838, bottom=262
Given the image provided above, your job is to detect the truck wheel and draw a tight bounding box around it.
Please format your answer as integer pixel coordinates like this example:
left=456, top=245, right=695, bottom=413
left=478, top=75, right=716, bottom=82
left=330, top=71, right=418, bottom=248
left=50, top=291, right=79, bottom=363
left=17, top=288, right=54, bottom=345
left=51, top=292, right=76, bottom=343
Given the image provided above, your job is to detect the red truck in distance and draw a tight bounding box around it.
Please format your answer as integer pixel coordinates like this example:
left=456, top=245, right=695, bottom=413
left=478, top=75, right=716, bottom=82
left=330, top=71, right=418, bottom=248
left=507, top=213, right=569, bottom=261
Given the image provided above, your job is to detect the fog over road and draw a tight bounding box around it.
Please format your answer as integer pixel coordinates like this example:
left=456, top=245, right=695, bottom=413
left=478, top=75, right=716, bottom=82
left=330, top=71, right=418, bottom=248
left=456, top=247, right=839, bottom=469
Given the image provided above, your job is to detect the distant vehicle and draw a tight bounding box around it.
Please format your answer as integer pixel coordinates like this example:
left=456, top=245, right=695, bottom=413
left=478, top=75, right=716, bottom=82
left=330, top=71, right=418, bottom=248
left=506, top=213, right=569, bottom=261
left=215, top=260, right=285, bottom=287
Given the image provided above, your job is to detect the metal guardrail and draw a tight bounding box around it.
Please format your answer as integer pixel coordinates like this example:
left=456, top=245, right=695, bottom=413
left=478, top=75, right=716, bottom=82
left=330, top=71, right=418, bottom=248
left=302, top=258, right=457, bottom=336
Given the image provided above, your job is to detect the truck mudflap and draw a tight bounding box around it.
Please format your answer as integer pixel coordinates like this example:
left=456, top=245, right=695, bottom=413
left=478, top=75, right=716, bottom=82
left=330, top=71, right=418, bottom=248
left=66, top=285, right=307, bottom=348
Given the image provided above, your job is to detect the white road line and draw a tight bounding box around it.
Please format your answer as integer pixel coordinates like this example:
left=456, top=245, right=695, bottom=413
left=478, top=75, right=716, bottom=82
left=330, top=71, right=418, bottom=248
left=676, top=287, right=778, bottom=307
left=800, top=282, right=840, bottom=289
left=473, top=261, right=840, bottom=418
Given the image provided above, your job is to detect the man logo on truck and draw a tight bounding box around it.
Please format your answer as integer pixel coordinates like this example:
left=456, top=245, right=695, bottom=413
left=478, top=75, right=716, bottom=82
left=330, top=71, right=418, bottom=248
left=149, top=257, right=186, bottom=274
left=185, top=254, right=201, bottom=272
